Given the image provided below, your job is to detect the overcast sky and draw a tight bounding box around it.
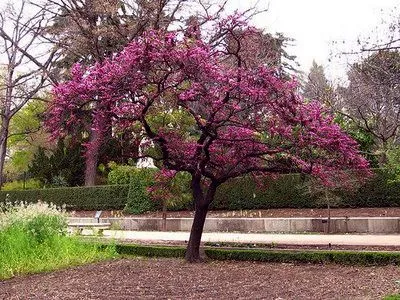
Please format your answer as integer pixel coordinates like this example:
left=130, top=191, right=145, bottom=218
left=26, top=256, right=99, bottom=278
left=228, top=0, right=398, bottom=83
left=1, top=0, right=398, bottom=83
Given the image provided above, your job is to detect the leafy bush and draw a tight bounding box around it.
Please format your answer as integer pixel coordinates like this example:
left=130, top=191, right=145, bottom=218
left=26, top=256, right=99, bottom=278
left=111, top=165, right=192, bottom=214
left=384, top=295, right=400, bottom=300
left=2, top=178, right=42, bottom=191
left=0, top=201, right=66, bottom=231
left=166, top=171, right=192, bottom=211
left=124, top=168, right=158, bottom=214
left=107, top=163, right=137, bottom=185
left=0, top=202, right=116, bottom=279
left=338, top=169, right=400, bottom=207
left=213, top=170, right=400, bottom=210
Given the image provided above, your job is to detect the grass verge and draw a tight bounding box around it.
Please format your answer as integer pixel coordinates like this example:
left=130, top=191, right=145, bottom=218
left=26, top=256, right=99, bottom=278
left=383, top=295, right=400, bottom=300
left=0, top=202, right=117, bottom=280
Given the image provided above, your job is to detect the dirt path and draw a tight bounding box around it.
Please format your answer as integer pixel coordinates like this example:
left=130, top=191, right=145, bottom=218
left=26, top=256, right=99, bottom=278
left=1, top=258, right=400, bottom=299
left=70, top=207, right=400, bottom=219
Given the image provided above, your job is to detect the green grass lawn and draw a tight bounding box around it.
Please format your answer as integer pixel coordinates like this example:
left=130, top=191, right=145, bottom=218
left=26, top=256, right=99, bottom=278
left=0, top=202, right=117, bottom=280
left=384, top=295, right=400, bottom=300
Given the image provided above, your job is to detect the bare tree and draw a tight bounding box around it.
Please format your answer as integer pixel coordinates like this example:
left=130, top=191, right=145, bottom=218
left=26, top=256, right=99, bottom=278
left=360, top=8, right=400, bottom=53
left=0, top=1, right=59, bottom=188
left=339, top=50, right=400, bottom=164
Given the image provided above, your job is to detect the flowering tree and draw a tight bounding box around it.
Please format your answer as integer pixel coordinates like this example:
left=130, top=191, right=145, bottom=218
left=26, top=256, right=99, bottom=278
left=48, top=18, right=370, bottom=262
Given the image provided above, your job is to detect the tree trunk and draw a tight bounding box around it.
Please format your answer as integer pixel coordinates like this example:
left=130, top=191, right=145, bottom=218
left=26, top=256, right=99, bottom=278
left=0, top=118, right=10, bottom=190
left=162, top=198, right=167, bottom=231
left=185, top=178, right=218, bottom=262
left=378, top=140, right=389, bottom=167
left=0, top=142, right=7, bottom=190
left=84, top=139, right=100, bottom=186
left=85, top=109, right=112, bottom=186
left=84, top=120, right=104, bottom=186
left=185, top=201, right=209, bottom=262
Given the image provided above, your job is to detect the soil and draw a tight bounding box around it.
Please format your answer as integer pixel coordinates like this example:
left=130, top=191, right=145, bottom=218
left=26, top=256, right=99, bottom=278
left=70, top=207, right=400, bottom=218
left=1, top=258, right=400, bottom=299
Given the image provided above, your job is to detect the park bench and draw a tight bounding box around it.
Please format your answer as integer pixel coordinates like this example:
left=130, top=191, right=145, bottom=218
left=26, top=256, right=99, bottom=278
left=68, top=211, right=110, bottom=235
left=67, top=222, right=111, bottom=235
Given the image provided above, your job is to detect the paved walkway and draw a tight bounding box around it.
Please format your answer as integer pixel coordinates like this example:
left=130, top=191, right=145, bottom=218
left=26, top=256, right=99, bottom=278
left=96, top=230, right=400, bottom=246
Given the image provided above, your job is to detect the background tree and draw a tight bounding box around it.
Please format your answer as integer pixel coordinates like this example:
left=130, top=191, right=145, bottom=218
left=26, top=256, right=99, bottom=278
left=35, top=0, right=224, bottom=185
left=339, top=50, right=400, bottom=165
left=4, top=99, right=48, bottom=181
left=0, top=1, right=58, bottom=189
left=40, top=0, right=178, bottom=185
left=39, top=0, right=293, bottom=185
left=360, top=8, right=399, bottom=53
left=48, top=17, right=370, bottom=261
left=303, top=61, right=336, bottom=107
left=303, top=62, right=379, bottom=166
left=29, top=139, right=85, bottom=187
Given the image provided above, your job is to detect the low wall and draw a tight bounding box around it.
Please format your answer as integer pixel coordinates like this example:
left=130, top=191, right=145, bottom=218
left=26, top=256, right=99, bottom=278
left=67, top=217, right=400, bottom=234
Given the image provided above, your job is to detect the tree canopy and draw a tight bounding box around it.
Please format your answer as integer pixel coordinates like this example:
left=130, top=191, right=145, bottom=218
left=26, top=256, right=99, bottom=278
left=48, top=16, right=370, bottom=261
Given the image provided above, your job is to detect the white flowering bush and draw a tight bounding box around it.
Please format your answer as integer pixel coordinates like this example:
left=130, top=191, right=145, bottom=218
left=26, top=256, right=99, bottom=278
left=0, top=201, right=67, bottom=243
left=0, top=200, right=117, bottom=280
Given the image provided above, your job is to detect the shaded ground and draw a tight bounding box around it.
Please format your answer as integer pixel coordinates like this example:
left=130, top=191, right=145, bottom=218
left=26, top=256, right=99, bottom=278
left=1, top=258, right=400, bottom=299
left=71, top=207, right=400, bottom=218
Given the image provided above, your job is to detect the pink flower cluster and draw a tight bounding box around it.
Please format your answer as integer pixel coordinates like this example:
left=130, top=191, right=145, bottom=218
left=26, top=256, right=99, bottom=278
left=48, top=17, right=370, bottom=186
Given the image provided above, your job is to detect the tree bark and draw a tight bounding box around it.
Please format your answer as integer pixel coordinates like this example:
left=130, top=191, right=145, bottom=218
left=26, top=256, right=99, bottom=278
left=185, top=178, right=217, bottom=262
left=84, top=109, right=113, bottom=186
left=84, top=129, right=102, bottom=186
left=0, top=118, right=10, bottom=190
left=84, top=110, right=111, bottom=186
left=185, top=200, right=209, bottom=262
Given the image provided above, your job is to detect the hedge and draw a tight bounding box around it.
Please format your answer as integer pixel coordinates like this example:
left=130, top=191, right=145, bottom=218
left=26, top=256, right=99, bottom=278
left=115, top=244, right=186, bottom=258
left=2, top=169, right=400, bottom=212
left=205, top=248, right=400, bottom=266
left=110, top=243, right=400, bottom=266
left=212, top=174, right=312, bottom=210
left=0, top=185, right=129, bottom=210
left=212, top=169, right=400, bottom=210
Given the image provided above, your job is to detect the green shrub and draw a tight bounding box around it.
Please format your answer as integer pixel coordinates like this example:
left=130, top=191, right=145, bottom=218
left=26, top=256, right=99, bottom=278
left=0, top=202, right=116, bottom=279
left=122, top=167, right=192, bottom=214
left=0, top=185, right=130, bottom=210
left=339, top=169, right=400, bottom=207
left=165, top=171, right=192, bottom=211
left=124, top=168, right=158, bottom=214
left=108, top=243, right=400, bottom=266
left=107, top=164, right=137, bottom=185
left=3, top=179, right=42, bottom=191
left=212, top=170, right=400, bottom=210
left=204, top=248, right=400, bottom=266
left=115, top=244, right=185, bottom=258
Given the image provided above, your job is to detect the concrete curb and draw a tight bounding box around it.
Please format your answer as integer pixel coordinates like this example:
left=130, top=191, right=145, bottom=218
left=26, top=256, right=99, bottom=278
left=68, top=216, right=400, bottom=234
left=95, top=230, right=400, bottom=247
